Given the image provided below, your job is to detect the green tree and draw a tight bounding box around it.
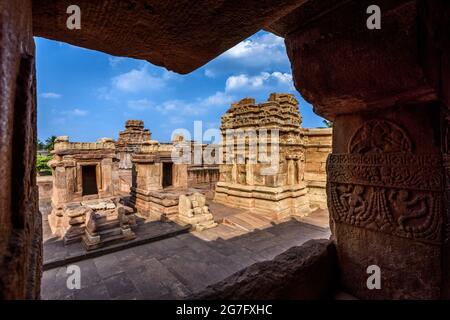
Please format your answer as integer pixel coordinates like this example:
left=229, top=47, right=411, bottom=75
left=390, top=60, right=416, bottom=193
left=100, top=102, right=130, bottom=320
left=36, top=154, right=52, bottom=175
left=322, top=120, right=333, bottom=128
left=45, top=135, right=57, bottom=151
left=37, top=139, right=45, bottom=150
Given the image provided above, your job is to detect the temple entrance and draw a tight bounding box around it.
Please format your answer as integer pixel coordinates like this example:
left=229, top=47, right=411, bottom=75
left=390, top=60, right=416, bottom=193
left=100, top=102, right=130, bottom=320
left=162, top=162, right=173, bottom=188
left=82, top=165, right=98, bottom=196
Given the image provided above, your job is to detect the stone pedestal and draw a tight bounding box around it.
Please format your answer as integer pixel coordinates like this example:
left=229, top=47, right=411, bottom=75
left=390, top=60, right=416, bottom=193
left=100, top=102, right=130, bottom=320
left=275, top=0, right=450, bottom=299
left=82, top=200, right=137, bottom=251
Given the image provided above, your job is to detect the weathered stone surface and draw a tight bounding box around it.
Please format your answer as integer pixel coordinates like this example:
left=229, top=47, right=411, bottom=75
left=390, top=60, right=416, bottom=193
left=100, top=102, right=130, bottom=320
left=192, top=239, right=337, bottom=299
left=0, top=0, right=41, bottom=299
left=282, top=0, right=440, bottom=119
left=278, top=0, right=450, bottom=299
left=32, top=0, right=306, bottom=73
left=329, top=104, right=446, bottom=299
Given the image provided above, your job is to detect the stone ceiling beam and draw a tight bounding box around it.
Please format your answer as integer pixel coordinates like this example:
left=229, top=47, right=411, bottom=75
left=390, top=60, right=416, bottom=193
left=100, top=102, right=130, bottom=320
left=32, top=0, right=307, bottom=74
left=270, top=0, right=449, bottom=119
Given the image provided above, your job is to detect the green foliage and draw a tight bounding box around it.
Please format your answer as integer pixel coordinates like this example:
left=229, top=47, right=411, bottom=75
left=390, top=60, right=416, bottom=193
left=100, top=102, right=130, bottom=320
left=44, top=136, right=57, bottom=151
left=37, top=139, right=45, bottom=150
left=36, top=154, right=52, bottom=174
left=322, top=120, right=333, bottom=128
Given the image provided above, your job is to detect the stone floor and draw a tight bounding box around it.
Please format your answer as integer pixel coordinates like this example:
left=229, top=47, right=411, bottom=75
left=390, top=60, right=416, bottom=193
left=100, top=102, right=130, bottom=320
left=41, top=210, right=330, bottom=300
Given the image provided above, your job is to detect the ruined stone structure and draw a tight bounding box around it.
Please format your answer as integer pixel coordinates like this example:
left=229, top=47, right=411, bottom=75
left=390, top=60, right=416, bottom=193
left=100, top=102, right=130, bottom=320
left=45, top=123, right=220, bottom=237
left=48, top=137, right=119, bottom=214
left=178, top=193, right=217, bottom=231
left=116, top=120, right=151, bottom=193
left=82, top=199, right=137, bottom=250
left=215, top=94, right=331, bottom=220
left=131, top=140, right=194, bottom=221
left=47, top=136, right=121, bottom=240
left=2, top=0, right=449, bottom=301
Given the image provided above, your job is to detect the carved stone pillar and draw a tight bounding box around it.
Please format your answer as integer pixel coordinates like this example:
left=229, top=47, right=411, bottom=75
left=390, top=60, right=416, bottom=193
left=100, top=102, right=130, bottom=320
left=273, top=0, right=450, bottom=298
left=245, top=159, right=255, bottom=186
left=287, top=158, right=295, bottom=185
left=329, top=104, right=444, bottom=299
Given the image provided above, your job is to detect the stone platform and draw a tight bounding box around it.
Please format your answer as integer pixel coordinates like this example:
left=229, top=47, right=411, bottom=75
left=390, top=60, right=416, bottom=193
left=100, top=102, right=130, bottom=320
left=42, top=217, right=330, bottom=300
left=43, top=218, right=190, bottom=270
left=214, top=182, right=312, bottom=220
left=131, top=187, right=210, bottom=222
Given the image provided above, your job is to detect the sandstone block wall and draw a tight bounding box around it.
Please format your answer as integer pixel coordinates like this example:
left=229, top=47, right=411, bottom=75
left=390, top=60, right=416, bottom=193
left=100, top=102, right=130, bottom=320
left=302, top=128, right=332, bottom=209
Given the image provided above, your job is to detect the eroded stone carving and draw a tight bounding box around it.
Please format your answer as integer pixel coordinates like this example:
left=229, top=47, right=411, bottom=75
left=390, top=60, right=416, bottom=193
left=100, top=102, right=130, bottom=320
left=327, top=119, right=443, bottom=243
left=178, top=193, right=217, bottom=231
left=349, top=120, right=412, bottom=154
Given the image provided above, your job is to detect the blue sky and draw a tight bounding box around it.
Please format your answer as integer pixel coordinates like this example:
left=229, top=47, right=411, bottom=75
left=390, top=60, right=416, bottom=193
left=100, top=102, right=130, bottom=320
left=35, top=31, right=324, bottom=143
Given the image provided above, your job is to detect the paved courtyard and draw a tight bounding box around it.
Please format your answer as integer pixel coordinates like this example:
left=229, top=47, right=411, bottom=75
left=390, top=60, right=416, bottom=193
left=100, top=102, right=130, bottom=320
left=41, top=216, right=330, bottom=300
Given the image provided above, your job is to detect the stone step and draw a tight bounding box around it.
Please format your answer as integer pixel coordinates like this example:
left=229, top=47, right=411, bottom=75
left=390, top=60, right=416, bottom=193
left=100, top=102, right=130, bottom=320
left=97, top=220, right=121, bottom=232
left=222, top=212, right=273, bottom=232
left=98, top=227, right=123, bottom=238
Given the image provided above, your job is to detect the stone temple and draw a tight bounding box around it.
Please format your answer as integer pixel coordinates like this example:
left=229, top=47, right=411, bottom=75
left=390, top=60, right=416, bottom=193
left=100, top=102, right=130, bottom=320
left=215, top=93, right=330, bottom=219
left=1, top=0, right=449, bottom=301
left=42, top=97, right=331, bottom=249
left=45, top=120, right=223, bottom=248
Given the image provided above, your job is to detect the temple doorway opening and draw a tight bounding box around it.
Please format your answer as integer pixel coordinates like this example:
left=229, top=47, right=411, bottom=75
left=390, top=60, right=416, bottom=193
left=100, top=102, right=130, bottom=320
left=82, top=165, right=98, bottom=196
left=162, top=162, right=173, bottom=188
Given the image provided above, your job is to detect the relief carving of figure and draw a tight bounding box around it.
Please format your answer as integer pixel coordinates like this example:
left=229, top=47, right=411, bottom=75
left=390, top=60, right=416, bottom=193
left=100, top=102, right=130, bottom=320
left=338, top=185, right=367, bottom=218
left=388, top=190, right=427, bottom=229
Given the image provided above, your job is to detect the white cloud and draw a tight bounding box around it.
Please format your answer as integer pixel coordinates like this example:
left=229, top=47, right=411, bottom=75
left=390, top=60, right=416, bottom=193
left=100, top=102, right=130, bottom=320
left=271, top=71, right=293, bottom=85
left=127, top=99, right=153, bottom=111
left=62, top=108, right=89, bottom=116
left=40, top=92, right=61, bottom=99
left=204, top=32, right=289, bottom=75
left=96, top=86, right=115, bottom=101
left=169, top=116, right=185, bottom=125
left=112, top=66, right=166, bottom=92
left=204, top=69, right=216, bottom=78
left=108, top=56, right=125, bottom=67
left=155, top=100, right=183, bottom=114
left=200, top=91, right=234, bottom=107
left=225, top=72, right=293, bottom=92
left=152, top=92, right=234, bottom=117
left=225, top=33, right=285, bottom=60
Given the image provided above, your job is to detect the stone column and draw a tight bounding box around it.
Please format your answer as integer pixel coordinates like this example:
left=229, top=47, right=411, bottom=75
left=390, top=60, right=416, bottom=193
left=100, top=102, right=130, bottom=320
left=0, top=0, right=41, bottom=299
left=277, top=0, right=450, bottom=299
left=287, top=158, right=295, bottom=185
left=173, top=164, right=188, bottom=188
left=245, top=159, right=255, bottom=186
